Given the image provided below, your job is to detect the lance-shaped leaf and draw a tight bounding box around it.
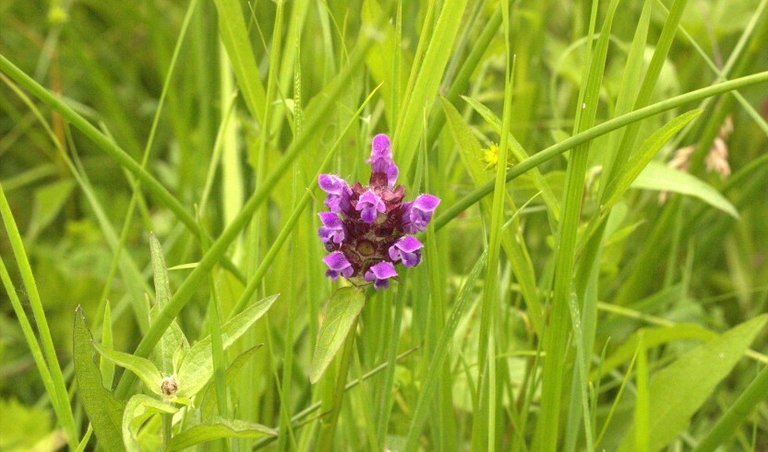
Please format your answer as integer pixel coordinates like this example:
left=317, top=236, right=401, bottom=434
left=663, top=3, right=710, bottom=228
left=631, top=161, right=739, bottom=218
left=93, top=341, right=164, bottom=398
left=73, top=306, right=126, bottom=451
left=309, top=287, right=365, bottom=383
left=148, top=233, right=188, bottom=375
left=175, top=294, right=278, bottom=398
left=601, top=109, right=702, bottom=208
left=166, top=416, right=276, bottom=451
left=617, top=314, right=768, bottom=451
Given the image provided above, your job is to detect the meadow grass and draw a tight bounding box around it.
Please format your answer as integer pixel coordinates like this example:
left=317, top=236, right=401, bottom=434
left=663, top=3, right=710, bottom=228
left=2, top=0, right=768, bottom=450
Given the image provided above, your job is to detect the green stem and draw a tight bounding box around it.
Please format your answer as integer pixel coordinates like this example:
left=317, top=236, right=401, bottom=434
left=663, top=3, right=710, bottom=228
left=317, top=316, right=359, bottom=450
left=433, top=70, right=768, bottom=232
left=162, top=412, right=173, bottom=450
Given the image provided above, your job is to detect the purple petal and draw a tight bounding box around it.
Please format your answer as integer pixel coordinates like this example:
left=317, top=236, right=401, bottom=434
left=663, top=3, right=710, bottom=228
left=402, top=194, right=441, bottom=233
left=356, top=190, right=386, bottom=223
left=322, top=251, right=353, bottom=280
left=367, top=134, right=398, bottom=187
left=388, top=236, right=423, bottom=267
left=318, top=174, right=352, bottom=213
left=318, top=212, right=346, bottom=244
left=364, top=261, right=398, bottom=290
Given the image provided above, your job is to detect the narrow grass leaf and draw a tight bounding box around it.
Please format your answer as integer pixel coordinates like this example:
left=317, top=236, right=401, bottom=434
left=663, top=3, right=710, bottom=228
left=693, top=362, right=768, bottom=452
left=309, top=287, right=366, bottom=384
left=396, top=0, right=468, bottom=179
left=201, top=345, right=263, bottom=418
left=404, top=251, right=487, bottom=451
left=602, top=109, right=702, bottom=208
left=631, top=161, right=739, bottom=219
left=461, top=95, right=560, bottom=220
left=211, top=0, right=266, bottom=124
left=617, top=314, right=768, bottom=451
left=433, top=71, right=768, bottom=231
left=167, top=417, right=277, bottom=451
left=536, top=0, right=618, bottom=448
left=73, top=306, right=126, bottom=451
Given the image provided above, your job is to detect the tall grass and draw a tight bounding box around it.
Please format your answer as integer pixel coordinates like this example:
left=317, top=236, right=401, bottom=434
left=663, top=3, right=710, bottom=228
left=2, top=0, right=768, bottom=450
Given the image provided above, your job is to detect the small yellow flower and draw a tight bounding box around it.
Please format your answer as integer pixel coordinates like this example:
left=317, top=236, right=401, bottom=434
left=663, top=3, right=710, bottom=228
left=482, top=143, right=500, bottom=170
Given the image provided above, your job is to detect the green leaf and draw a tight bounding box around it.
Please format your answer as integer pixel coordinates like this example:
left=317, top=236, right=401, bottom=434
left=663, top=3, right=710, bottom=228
left=602, top=109, right=702, bottom=208
left=309, top=287, right=366, bottom=384
left=148, top=233, right=187, bottom=375
left=201, top=345, right=263, bottom=418
left=166, top=416, right=276, bottom=451
left=396, top=0, right=469, bottom=178
left=92, top=342, right=164, bottom=398
left=630, top=161, right=740, bottom=219
left=618, top=314, right=768, bottom=451
left=175, top=294, right=278, bottom=397
left=73, top=307, right=126, bottom=451
left=25, top=179, right=75, bottom=241
left=211, top=0, right=266, bottom=124
left=122, top=394, right=178, bottom=452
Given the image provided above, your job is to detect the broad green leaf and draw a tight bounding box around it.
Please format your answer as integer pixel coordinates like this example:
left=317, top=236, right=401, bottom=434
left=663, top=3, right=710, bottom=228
left=631, top=161, right=740, bottom=218
left=122, top=394, right=178, bottom=452
left=148, top=233, right=187, bottom=375
left=175, top=294, right=278, bottom=397
left=594, top=323, right=716, bottom=380
left=73, top=307, right=125, bottom=451
left=602, top=109, right=702, bottom=208
left=93, top=342, right=163, bottom=398
left=309, top=287, right=366, bottom=384
left=618, top=314, right=768, bottom=452
left=166, top=416, right=276, bottom=451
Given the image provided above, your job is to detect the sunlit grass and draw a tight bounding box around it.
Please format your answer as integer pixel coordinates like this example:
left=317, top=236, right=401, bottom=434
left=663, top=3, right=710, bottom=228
left=2, top=0, right=768, bottom=450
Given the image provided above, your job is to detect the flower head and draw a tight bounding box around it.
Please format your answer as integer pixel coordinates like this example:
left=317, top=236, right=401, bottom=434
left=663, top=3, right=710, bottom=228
left=317, top=134, right=440, bottom=290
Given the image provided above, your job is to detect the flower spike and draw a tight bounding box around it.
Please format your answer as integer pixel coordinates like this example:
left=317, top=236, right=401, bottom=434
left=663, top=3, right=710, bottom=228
left=316, top=134, right=440, bottom=290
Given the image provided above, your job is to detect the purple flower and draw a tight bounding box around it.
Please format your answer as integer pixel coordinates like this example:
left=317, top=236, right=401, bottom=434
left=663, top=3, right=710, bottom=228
left=388, top=236, right=423, bottom=267
left=356, top=190, right=386, bottom=223
left=364, top=261, right=398, bottom=290
left=367, top=134, right=398, bottom=187
left=323, top=251, right=353, bottom=281
left=316, top=134, right=440, bottom=290
left=402, top=194, right=441, bottom=234
left=318, top=212, right=345, bottom=245
left=318, top=174, right=352, bottom=213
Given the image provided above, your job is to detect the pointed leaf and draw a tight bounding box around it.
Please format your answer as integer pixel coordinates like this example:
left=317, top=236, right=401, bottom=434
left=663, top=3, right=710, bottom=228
left=92, top=342, right=163, bottom=397
left=631, top=161, right=739, bottom=218
left=148, top=233, right=186, bottom=375
left=176, top=294, right=278, bottom=397
left=602, top=109, right=702, bottom=208
left=309, top=287, right=365, bottom=384
left=73, top=306, right=126, bottom=451
left=166, top=416, right=276, bottom=451
left=26, top=179, right=75, bottom=240
left=618, top=315, right=768, bottom=451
